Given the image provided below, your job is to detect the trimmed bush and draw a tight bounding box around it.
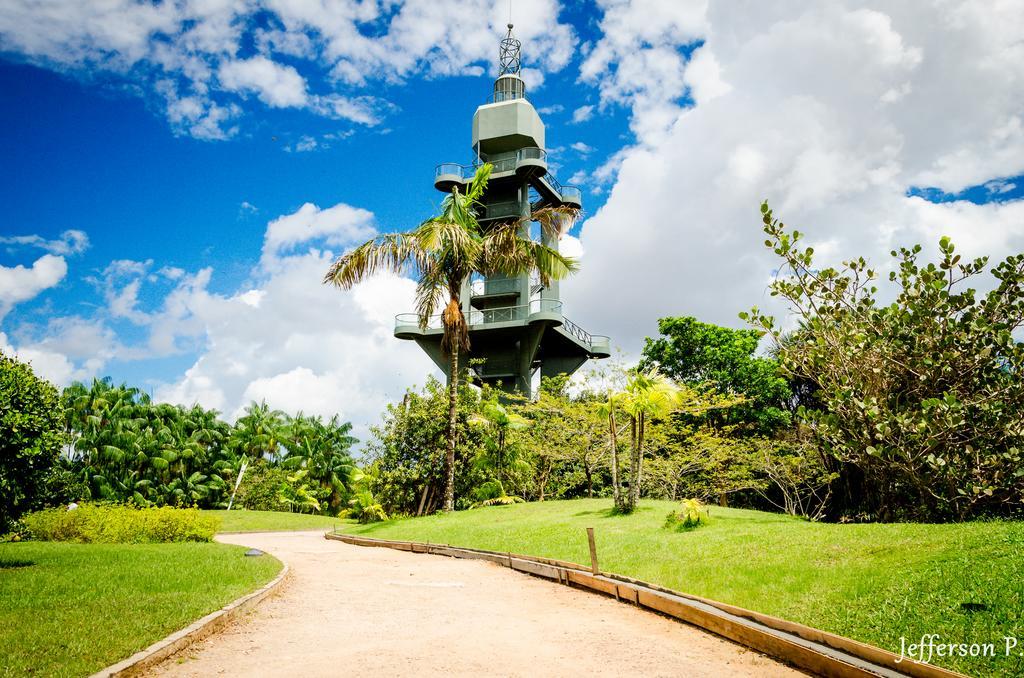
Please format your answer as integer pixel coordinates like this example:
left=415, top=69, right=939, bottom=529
left=22, top=504, right=219, bottom=543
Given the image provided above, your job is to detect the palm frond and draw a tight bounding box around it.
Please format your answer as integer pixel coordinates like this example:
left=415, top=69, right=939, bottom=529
left=527, top=205, right=581, bottom=241
left=528, top=240, right=579, bottom=286
left=466, top=163, right=493, bottom=202
left=322, top=232, right=420, bottom=289
left=414, top=261, right=447, bottom=328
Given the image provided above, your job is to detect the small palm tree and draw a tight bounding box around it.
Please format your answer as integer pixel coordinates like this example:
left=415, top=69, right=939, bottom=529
left=325, top=164, right=578, bottom=511
left=604, top=368, right=682, bottom=513
left=469, top=401, right=530, bottom=488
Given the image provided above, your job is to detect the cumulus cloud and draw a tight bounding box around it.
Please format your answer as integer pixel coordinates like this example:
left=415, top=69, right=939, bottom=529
left=261, top=202, right=376, bottom=265
left=580, top=0, right=707, bottom=143
left=153, top=204, right=431, bottom=440
left=565, top=1, right=1024, bottom=355
left=0, top=0, right=576, bottom=139
left=0, top=254, right=67, bottom=321
left=218, top=56, right=309, bottom=108
left=571, top=105, right=594, bottom=123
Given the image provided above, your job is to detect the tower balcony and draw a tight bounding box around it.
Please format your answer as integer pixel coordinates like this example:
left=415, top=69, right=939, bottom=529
left=395, top=299, right=564, bottom=339
left=433, top=147, right=549, bottom=192
left=395, top=300, right=609, bottom=358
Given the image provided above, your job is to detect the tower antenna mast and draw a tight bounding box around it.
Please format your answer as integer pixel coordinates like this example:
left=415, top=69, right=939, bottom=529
left=498, top=20, right=521, bottom=76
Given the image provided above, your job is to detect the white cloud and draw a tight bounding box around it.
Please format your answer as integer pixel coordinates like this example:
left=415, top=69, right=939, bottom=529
left=0, top=229, right=89, bottom=256
left=218, top=56, right=309, bottom=108
left=1, top=331, right=96, bottom=386
left=286, top=135, right=319, bottom=153
left=261, top=202, right=376, bottom=265
left=571, top=105, right=594, bottom=123
left=0, top=254, right=67, bottom=320
left=565, top=1, right=1024, bottom=357
left=570, top=141, right=594, bottom=155
left=152, top=207, right=432, bottom=440
left=0, top=0, right=577, bottom=139
left=985, top=179, right=1016, bottom=196
left=580, top=0, right=707, bottom=143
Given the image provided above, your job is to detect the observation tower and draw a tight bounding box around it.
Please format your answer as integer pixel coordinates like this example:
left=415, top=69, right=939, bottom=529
left=394, top=25, right=610, bottom=396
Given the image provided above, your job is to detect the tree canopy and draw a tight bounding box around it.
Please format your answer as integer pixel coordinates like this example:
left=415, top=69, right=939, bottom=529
left=0, top=353, right=66, bottom=531
left=745, top=202, right=1024, bottom=520
left=641, top=316, right=791, bottom=433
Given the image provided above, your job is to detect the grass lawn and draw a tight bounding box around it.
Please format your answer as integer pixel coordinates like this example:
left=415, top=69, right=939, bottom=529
left=343, top=498, right=1024, bottom=677
left=0, top=542, right=281, bottom=678
left=205, top=509, right=343, bottom=533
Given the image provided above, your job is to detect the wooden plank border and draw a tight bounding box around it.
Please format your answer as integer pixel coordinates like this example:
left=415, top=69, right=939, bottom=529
left=326, top=533, right=966, bottom=678
left=89, top=561, right=290, bottom=678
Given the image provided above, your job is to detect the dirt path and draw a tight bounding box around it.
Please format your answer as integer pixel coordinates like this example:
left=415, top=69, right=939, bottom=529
left=149, top=530, right=802, bottom=677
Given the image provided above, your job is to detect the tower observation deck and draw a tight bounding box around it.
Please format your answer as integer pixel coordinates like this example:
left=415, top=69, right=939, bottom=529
left=394, top=25, right=610, bottom=396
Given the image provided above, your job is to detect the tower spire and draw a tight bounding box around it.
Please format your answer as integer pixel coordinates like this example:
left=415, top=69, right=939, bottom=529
left=498, top=23, right=521, bottom=76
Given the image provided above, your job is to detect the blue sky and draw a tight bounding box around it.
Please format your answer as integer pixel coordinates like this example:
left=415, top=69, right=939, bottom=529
left=0, top=1, right=629, bottom=390
left=2, top=1, right=1023, bottom=440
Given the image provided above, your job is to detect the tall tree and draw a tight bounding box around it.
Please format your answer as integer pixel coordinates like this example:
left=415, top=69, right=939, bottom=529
left=641, top=316, right=791, bottom=433
left=230, top=401, right=285, bottom=462
left=1, top=353, right=66, bottom=531
left=325, top=164, right=578, bottom=511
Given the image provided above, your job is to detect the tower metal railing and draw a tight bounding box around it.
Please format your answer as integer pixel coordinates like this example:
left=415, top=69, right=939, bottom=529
left=395, top=299, right=563, bottom=332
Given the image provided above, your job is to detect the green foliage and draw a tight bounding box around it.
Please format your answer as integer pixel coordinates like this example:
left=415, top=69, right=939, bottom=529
left=278, top=413, right=358, bottom=513
left=229, top=401, right=286, bottom=461
left=517, top=376, right=609, bottom=501
left=276, top=470, right=324, bottom=513
left=664, top=498, right=709, bottom=530
left=469, top=397, right=530, bottom=490
left=601, top=367, right=743, bottom=514
left=475, top=494, right=526, bottom=507
left=63, top=378, right=235, bottom=508
left=234, top=461, right=290, bottom=511
left=60, top=378, right=357, bottom=516
left=745, top=202, right=1024, bottom=520
left=38, top=457, right=91, bottom=508
left=366, top=376, right=487, bottom=514
left=643, top=427, right=766, bottom=503
left=0, top=352, right=66, bottom=532
left=22, top=504, right=218, bottom=543
left=642, top=316, right=792, bottom=432
left=347, top=490, right=388, bottom=523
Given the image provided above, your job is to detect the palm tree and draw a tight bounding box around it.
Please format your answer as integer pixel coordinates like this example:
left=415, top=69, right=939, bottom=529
left=230, top=401, right=286, bottom=462
left=469, top=401, right=530, bottom=489
left=596, top=392, right=623, bottom=510
left=325, top=164, right=578, bottom=511
left=280, top=413, right=358, bottom=513
left=605, top=368, right=682, bottom=513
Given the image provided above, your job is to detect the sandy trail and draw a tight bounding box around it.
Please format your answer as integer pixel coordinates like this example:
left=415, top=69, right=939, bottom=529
left=149, top=530, right=802, bottom=677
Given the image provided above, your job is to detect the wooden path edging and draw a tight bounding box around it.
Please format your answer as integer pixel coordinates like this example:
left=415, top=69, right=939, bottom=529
left=88, top=562, right=290, bottom=678
left=326, top=533, right=967, bottom=678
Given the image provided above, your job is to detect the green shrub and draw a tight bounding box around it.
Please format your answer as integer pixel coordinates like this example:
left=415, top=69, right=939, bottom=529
left=474, top=495, right=526, bottom=507
left=348, top=490, right=388, bottom=523
left=664, top=498, right=710, bottom=531
left=234, top=462, right=289, bottom=511
left=22, top=504, right=219, bottom=543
